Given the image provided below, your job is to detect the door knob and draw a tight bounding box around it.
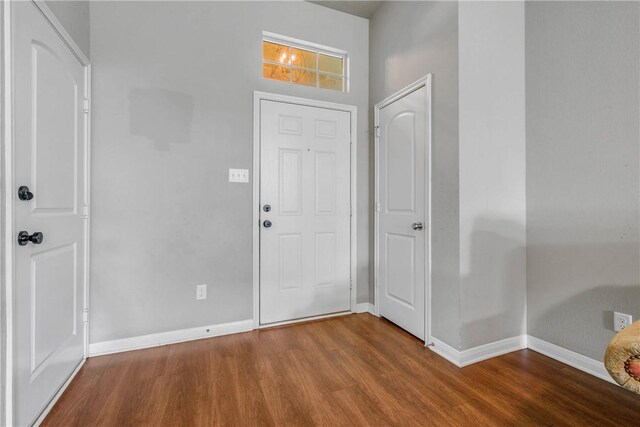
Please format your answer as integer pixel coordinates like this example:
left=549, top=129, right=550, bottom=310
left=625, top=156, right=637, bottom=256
left=263, top=220, right=272, bottom=228
left=18, top=231, right=44, bottom=246
left=412, top=222, right=424, bottom=231
left=18, top=186, right=34, bottom=201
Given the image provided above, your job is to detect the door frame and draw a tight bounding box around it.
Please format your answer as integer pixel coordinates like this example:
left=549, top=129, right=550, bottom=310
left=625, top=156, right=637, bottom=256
left=252, top=91, right=358, bottom=328
left=373, top=75, right=432, bottom=343
left=1, top=1, right=91, bottom=425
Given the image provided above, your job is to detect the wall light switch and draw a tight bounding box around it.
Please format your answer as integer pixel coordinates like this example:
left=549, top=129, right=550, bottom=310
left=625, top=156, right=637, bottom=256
left=229, top=168, right=249, bottom=183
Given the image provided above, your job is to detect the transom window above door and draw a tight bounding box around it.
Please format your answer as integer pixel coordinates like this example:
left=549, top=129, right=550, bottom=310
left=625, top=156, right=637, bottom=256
left=262, top=32, right=347, bottom=92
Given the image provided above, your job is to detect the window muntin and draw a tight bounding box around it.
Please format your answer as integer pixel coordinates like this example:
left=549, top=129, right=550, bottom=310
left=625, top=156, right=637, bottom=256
left=262, top=37, right=346, bottom=92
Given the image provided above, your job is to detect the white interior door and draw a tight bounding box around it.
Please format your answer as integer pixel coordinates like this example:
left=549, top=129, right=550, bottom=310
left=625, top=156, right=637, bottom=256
left=260, top=100, right=351, bottom=325
left=377, top=84, right=429, bottom=340
left=13, top=2, right=87, bottom=425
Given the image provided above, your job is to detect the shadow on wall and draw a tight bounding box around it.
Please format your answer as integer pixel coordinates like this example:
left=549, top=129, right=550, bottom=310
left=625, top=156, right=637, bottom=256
left=129, top=88, right=195, bottom=151
left=460, top=217, right=526, bottom=349
left=528, top=240, right=640, bottom=361
left=458, top=215, right=640, bottom=360
left=530, top=282, right=640, bottom=361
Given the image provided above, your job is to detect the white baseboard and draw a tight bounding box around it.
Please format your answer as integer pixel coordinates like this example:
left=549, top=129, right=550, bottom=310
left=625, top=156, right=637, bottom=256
left=429, top=337, right=462, bottom=367
left=527, top=335, right=615, bottom=384
left=89, top=319, right=253, bottom=357
left=89, top=321, right=615, bottom=388
left=33, top=358, right=86, bottom=426
left=431, top=334, right=615, bottom=385
left=429, top=335, right=527, bottom=368
left=460, top=335, right=527, bottom=367
left=90, top=307, right=374, bottom=357
left=355, top=302, right=375, bottom=314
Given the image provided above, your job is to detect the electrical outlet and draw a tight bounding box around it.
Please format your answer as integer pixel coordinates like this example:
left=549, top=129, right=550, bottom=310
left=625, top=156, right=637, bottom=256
left=196, top=284, right=207, bottom=300
left=614, top=312, right=632, bottom=332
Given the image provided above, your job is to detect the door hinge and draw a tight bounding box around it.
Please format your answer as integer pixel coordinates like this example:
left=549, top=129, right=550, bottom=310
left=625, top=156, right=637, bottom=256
left=83, top=98, right=89, bottom=114
left=375, top=126, right=380, bottom=138
left=83, top=205, right=89, bottom=220
left=82, top=309, right=89, bottom=323
left=350, top=205, right=353, bottom=217
left=376, top=203, right=381, bottom=212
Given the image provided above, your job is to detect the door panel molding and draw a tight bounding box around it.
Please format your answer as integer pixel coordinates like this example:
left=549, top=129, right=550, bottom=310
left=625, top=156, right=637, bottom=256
left=384, top=232, right=416, bottom=307
left=374, top=75, right=432, bottom=344
left=252, top=91, right=357, bottom=328
left=30, top=242, right=78, bottom=379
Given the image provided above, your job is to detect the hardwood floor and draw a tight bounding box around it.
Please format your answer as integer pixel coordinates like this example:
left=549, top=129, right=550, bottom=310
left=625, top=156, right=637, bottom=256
left=44, top=314, right=640, bottom=426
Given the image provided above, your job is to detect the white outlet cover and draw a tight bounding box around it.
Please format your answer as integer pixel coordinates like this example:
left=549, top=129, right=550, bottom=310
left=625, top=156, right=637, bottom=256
left=196, top=284, right=207, bottom=300
left=614, top=312, right=632, bottom=332
left=229, top=168, right=249, bottom=183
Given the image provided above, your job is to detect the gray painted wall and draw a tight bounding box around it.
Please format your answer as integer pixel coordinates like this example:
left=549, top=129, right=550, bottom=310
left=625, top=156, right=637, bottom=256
left=0, top=5, right=6, bottom=424
left=45, top=0, right=90, bottom=58
left=43, top=0, right=640, bottom=362
left=458, top=1, right=526, bottom=350
left=89, top=1, right=369, bottom=343
left=526, top=1, right=640, bottom=361
left=370, top=1, right=460, bottom=347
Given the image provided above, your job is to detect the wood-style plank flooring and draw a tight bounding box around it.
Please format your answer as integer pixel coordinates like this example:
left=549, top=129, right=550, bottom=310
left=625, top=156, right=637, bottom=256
left=44, top=314, right=640, bottom=426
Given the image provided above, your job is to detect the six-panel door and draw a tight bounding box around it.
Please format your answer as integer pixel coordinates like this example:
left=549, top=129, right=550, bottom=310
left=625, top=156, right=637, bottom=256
left=260, top=100, right=351, bottom=324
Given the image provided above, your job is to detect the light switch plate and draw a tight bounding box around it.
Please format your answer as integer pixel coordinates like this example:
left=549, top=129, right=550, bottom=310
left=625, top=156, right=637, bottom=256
left=229, top=168, right=249, bottom=183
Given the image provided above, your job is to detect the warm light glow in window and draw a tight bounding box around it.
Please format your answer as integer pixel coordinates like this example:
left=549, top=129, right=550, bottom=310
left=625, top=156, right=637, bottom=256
left=262, top=38, right=346, bottom=92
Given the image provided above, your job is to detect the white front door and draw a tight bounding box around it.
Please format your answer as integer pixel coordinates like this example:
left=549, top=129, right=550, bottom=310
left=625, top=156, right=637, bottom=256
left=377, top=84, right=429, bottom=340
left=259, top=100, right=351, bottom=325
left=13, top=2, right=87, bottom=425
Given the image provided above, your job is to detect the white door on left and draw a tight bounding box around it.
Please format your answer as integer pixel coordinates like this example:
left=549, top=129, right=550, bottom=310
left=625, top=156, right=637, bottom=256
left=12, top=2, right=87, bottom=425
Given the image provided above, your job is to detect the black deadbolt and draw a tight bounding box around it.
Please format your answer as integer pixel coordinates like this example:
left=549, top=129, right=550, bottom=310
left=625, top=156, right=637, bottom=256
left=263, top=204, right=271, bottom=212
left=18, top=186, right=34, bottom=201
left=263, top=220, right=272, bottom=228
left=18, top=231, right=44, bottom=246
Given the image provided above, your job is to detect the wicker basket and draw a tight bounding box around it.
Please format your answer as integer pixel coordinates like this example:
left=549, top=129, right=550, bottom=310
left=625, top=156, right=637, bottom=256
left=605, top=320, right=640, bottom=394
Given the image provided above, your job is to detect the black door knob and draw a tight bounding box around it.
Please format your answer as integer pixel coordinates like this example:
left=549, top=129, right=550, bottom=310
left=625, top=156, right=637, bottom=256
left=18, top=231, right=44, bottom=246
left=263, top=220, right=272, bottom=228
left=18, top=186, right=34, bottom=201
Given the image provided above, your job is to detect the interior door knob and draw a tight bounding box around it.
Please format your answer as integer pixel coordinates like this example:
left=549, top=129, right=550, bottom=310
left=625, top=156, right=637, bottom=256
left=18, top=231, right=43, bottom=246
left=18, top=186, right=34, bottom=201
left=263, top=220, right=272, bottom=228
left=412, top=222, right=424, bottom=231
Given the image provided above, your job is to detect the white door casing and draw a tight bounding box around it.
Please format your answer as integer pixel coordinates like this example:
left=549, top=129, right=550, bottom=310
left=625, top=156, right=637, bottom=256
left=11, top=1, right=88, bottom=425
left=258, top=98, right=353, bottom=325
left=375, top=76, right=431, bottom=341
